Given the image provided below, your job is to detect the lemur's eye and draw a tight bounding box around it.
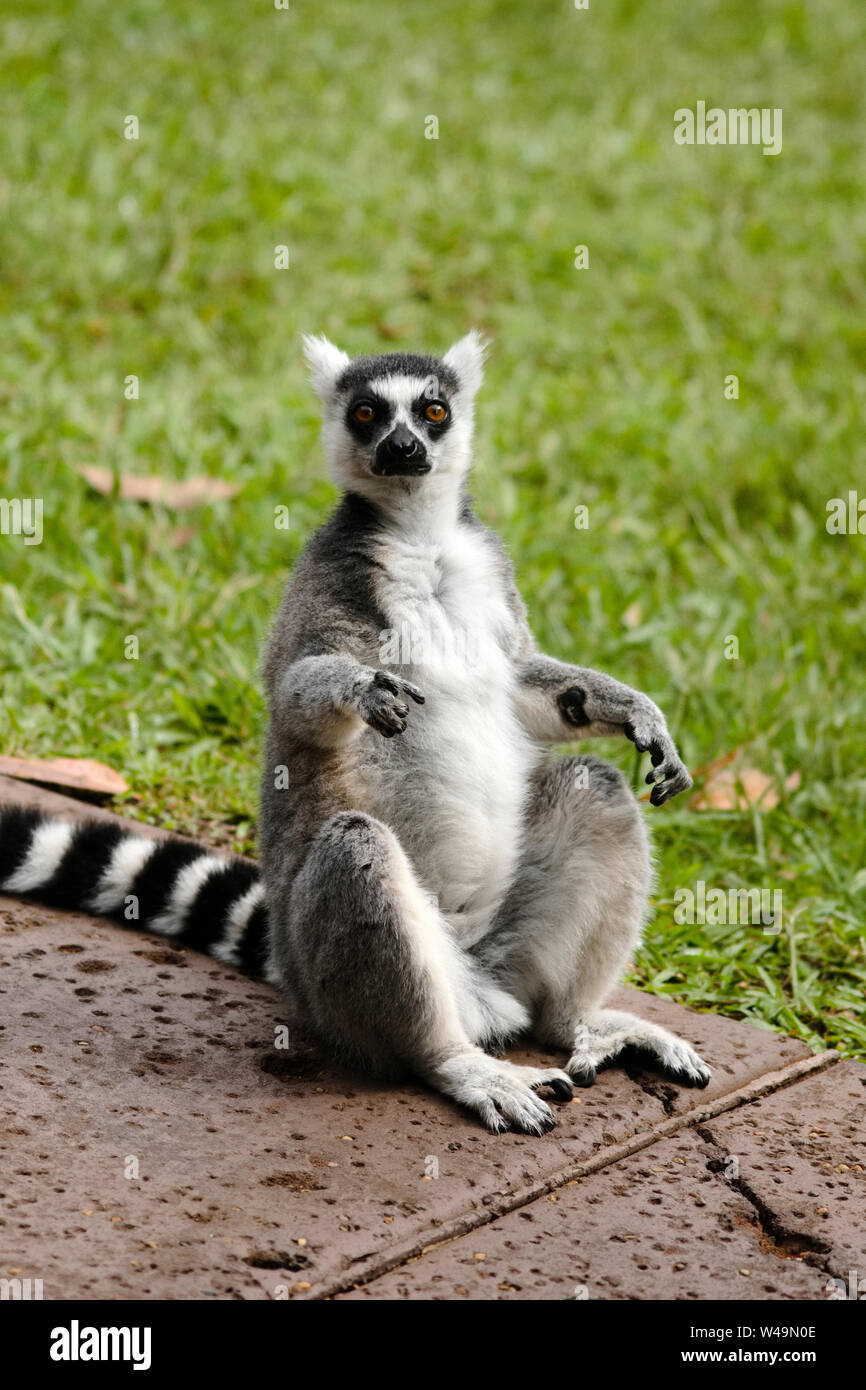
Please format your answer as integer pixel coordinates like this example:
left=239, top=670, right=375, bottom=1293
left=353, top=402, right=376, bottom=423
left=425, top=402, right=447, bottom=423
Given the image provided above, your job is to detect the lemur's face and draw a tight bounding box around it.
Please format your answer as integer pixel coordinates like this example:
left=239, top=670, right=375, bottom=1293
left=302, top=332, right=486, bottom=498
left=342, top=368, right=453, bottom=479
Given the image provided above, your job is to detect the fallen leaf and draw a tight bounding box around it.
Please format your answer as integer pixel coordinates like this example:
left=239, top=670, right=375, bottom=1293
left=79, top=466, right=238, bottom=510
left=0, top=755, right=129, bottom=798
left=622, top=601, right=641, bottom=629
left=691, top=766, right=799, bottom=812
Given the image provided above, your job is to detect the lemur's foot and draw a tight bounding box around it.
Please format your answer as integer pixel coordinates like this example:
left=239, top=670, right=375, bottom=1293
left=566, top=1011, right=711, bottom=1089
left=433, top=1051, right=573, bottom=1134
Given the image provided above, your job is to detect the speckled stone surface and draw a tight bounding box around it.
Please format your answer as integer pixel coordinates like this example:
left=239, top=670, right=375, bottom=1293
left=0, top=776, right=852, bottom=1302
left=701, top=1062, right=866, bottom=1277
left=337, top=1129, right=831, bottom=1300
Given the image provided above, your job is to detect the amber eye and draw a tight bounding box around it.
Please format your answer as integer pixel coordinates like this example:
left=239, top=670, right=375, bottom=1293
left=354, top=402, right=375, bottom=423
left=425, top=402, right=447, bottom=423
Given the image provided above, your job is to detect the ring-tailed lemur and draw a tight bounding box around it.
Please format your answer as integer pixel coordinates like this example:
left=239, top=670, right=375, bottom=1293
left=0, top=332, right=710, bottom=1134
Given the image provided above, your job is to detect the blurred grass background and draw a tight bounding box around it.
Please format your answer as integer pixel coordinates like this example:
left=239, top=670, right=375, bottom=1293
left=1, top=0, right=865, bottom=1054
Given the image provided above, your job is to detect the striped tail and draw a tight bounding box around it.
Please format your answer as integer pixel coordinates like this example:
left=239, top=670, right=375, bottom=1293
left=0, top=806, right=270, bottom=978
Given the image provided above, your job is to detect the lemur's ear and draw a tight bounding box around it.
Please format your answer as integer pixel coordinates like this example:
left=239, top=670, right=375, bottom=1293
left=443, top=330, right=488, bottom=398
left=302, top=335, right=351, bottom=400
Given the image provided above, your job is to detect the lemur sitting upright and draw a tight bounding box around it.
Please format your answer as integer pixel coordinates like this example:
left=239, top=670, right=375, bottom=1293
left=0, top=332, right=709, bottom=1134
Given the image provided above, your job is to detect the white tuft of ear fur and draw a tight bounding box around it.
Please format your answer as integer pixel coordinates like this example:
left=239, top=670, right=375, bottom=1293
left=301, top=334, right=351, bottom=399
left=443, top=330, right=488, bottom=398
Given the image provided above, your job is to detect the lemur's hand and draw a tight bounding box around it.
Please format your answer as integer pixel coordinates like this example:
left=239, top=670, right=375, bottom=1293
left=560, top=682, right=691, bottom=806
left=358, top=669, right=425, bottom=738
left=622, top=714, right=692, bottom=807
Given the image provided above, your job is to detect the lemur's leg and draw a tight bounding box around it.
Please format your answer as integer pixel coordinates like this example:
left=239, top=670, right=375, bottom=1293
left=270, top=810, right=572, bottom=1133
left=473, top=755, right=711, bottom=1088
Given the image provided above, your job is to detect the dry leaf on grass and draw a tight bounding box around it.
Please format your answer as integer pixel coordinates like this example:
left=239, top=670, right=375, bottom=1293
left=0, top=756, right=129, bottom=798
left=79, top=466, right=238, bottom=510
left=691, top=767, right=800, bottom=812
left=622, top=602, right=642, bottom=629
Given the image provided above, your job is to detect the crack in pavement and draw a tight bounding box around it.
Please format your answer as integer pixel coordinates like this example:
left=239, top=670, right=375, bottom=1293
left=315, top=1049, right=840, bottom=1299
left=696, top=1124, right=833, bottom=1266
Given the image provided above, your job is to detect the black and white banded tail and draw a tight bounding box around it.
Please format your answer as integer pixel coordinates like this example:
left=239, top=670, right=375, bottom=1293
left=0, top=806, right=270, bottom=977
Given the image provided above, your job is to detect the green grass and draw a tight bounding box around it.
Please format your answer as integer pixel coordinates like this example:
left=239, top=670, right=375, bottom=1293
left=1, top=0, right=865, bottom=1057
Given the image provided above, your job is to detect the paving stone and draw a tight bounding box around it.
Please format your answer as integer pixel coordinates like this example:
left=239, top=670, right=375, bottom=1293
left=702, top=1060, right=866, bottom=1287
left=338, top=1128, right=830, bottom=1300
left=0, top=779, right=823, bottom=1299
left=603, top=985, right=811, bottom=1113
left=0, top=894, right=665, bottom=1300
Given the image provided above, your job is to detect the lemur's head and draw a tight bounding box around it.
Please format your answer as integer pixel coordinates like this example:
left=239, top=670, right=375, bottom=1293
left=302, top=332, right=486, bottom=500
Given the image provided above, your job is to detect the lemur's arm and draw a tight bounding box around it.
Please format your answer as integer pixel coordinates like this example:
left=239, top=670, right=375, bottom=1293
left=514, top=653, right=692, bottom=806
left=272, top=653, right=424, bottom=749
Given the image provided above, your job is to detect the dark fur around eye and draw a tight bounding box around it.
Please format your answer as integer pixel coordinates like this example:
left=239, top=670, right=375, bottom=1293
left=413, top=396, right=452, bottom=434
left=346, top=396, right=391, bottom=442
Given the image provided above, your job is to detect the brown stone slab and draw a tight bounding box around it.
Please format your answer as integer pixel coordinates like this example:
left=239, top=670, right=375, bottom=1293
left=604, top=985, right=812, bottom=1114
left=0, top=895, right=671, bottom=1300
left=0, top=779, right=819, bottom=1298
left=701, top=1060, right=866, bottom=1288
left=337, top=1128, right=830, bottom=1300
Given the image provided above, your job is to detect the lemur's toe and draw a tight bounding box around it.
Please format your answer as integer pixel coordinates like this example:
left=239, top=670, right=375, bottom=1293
left=669, top=1064, right=711, bottom=1088
left=650, top=769, right=692, bottom=805
left=534, top=1074, right=574, bottom=1102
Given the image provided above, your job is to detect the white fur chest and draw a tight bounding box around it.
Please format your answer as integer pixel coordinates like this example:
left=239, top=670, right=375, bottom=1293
left=370, top=525, right=537, bottom=942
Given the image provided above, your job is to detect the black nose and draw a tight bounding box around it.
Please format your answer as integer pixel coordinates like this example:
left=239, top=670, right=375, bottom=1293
left=374, top=425, right=429, bottom=475
left=385, top=425, right=421, bottom=457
